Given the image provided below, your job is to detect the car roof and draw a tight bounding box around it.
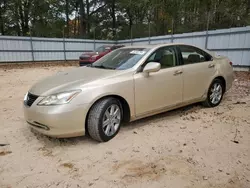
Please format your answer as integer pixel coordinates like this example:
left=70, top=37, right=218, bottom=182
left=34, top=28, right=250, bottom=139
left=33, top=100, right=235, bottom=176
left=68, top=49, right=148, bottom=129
left=121, top=43, right=188, bottom=49
left=119, top=43, right=212, bottom=55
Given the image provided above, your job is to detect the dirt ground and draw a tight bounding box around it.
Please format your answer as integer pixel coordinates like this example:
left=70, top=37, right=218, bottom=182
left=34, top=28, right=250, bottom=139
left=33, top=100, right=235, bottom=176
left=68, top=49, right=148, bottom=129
left=0, top=65, right=249, bottom=188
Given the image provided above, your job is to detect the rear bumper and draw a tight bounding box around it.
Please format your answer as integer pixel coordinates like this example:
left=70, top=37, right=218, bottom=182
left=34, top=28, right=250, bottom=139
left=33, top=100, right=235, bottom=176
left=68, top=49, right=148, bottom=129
left=23, top=101, right=90, bottom=138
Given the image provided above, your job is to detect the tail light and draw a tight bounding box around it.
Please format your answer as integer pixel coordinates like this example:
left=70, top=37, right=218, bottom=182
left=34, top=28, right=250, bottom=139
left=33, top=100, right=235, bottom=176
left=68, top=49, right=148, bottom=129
left=229, top=62, right=233, bottom=66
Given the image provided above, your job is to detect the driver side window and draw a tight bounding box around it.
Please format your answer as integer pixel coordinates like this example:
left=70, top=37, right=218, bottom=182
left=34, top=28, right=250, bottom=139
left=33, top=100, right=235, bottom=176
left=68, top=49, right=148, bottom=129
left=146, top=47, right=177, bottom=69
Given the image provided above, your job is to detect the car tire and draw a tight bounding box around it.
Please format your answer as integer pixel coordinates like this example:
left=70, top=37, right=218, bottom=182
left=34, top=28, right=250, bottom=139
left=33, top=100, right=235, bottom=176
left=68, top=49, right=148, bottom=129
left=87, top=97, right=122, bottom=142
left=202, top=78, right=225, bottom=108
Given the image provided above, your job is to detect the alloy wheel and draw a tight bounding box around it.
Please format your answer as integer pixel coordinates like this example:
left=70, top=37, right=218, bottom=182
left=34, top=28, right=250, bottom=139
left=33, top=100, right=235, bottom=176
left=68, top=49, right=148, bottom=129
left=210, top=83, right=223, bottom=105
left=102, top=104, right=121, bottom=137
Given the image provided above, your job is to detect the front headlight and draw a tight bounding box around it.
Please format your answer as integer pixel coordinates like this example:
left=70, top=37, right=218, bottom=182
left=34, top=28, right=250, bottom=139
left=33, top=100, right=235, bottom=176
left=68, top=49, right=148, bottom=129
left=37, top=90, right=81, bottom=106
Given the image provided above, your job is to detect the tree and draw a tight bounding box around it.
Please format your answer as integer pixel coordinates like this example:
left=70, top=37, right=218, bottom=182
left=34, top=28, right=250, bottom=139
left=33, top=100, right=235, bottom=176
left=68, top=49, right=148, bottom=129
left=0, top=0, right=249, bottom=39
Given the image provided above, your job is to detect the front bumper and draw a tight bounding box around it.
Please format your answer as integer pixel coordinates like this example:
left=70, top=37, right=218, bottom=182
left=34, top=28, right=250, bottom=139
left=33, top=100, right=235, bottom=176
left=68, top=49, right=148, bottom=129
left=23, top=100, right=89, bottom=138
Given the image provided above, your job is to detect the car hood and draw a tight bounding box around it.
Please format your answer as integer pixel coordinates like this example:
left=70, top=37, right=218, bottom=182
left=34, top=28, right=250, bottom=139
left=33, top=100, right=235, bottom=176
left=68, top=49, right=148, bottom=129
left=29, top=67, right=119, bottom=96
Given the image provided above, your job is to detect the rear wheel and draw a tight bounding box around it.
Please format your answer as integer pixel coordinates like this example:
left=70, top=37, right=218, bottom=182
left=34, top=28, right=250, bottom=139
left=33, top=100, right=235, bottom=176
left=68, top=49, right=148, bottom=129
left=87, top=98, right=122, bottom=142
left=202, top=79, right=224, bottom=107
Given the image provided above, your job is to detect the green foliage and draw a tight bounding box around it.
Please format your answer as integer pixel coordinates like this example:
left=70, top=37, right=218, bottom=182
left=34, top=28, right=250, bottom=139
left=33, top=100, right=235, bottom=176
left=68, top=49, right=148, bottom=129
left=0, top=0, right=249, bottom=39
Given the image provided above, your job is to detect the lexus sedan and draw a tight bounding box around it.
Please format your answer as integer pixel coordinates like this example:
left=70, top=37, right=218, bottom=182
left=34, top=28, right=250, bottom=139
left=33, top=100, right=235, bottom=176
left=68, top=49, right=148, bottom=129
left=23, top=43, right=233, bottom=142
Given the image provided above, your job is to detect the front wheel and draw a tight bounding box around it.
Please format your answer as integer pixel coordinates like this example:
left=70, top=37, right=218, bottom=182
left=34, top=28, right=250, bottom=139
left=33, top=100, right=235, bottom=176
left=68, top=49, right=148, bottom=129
left=87, top=98, right=122, bottom=142
left=202, top=79, right=224, bottom=108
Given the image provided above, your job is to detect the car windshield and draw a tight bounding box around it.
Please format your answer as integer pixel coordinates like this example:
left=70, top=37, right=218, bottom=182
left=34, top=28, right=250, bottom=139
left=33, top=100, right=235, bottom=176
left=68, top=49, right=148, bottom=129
left=95, top=46, right=110, bottom=53
left=90, top=48, right=149, bottom=70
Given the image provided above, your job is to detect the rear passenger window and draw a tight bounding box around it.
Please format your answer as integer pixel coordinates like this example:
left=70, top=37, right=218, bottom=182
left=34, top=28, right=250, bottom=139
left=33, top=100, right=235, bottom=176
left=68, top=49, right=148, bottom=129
left=179, top=45, right=212, bottom=65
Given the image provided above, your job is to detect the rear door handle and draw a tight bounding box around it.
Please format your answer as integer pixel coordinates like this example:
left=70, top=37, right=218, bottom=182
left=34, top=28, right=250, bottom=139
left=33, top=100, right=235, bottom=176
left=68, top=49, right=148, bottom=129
left=208, top=64, right=215, bottom=68
left=174, top=70, right=183, bottom=76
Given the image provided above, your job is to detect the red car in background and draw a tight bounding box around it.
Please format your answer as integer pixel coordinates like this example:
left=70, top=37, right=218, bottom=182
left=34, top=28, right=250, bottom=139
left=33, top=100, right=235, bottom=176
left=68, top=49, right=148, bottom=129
left=79, top=45, right=125, bottom=66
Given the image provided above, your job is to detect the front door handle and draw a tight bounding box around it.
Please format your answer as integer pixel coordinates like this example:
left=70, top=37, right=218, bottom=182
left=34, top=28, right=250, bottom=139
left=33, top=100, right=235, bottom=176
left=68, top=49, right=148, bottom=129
left=208, top=64, right=215, bottom=68
left=174, top=70, right=183, bottom=76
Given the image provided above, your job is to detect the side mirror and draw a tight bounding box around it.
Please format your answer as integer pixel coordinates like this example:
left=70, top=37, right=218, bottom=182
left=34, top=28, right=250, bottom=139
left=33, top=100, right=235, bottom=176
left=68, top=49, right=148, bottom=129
left=143, top=62, right=161, bottom=75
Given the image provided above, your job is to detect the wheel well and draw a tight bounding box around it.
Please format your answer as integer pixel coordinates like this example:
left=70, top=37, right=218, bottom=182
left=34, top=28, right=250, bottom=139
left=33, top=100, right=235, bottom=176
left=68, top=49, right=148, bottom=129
left=85, top=95, right=131, bottom=135
left=214, top=76, right=226, bottom=92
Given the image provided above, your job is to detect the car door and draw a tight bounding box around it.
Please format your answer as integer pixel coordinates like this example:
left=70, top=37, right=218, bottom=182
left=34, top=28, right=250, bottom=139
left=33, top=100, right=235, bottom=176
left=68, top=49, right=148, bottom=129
left=176, top=45, right=216, bottom=102
left=134, top=46, right=183, bottom=117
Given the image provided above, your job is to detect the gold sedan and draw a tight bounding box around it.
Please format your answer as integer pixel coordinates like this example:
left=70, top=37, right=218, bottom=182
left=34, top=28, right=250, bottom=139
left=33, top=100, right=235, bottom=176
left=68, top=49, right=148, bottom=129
left=23, top=43, right=233, bottom=142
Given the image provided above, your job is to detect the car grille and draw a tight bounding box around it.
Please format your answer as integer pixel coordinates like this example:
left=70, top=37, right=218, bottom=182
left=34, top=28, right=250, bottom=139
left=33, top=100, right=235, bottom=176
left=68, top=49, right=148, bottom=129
left=26, top=93, right=39, bottom=107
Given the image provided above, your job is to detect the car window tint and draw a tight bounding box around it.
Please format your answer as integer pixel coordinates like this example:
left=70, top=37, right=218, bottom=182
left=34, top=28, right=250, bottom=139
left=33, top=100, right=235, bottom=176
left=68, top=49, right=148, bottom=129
left=146, top=47, right=177, bottom=69
left=179, top=45, right=211, bottom=65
